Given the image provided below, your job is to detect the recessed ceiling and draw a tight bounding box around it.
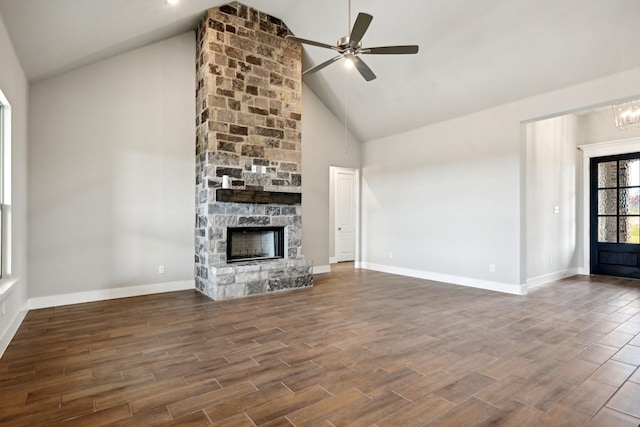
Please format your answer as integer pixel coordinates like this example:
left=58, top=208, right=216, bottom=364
left=1, top=0, right=639, bottom=141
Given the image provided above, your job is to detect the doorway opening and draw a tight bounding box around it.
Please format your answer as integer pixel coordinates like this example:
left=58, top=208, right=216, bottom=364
left=525, top=104, right=640, bottom=286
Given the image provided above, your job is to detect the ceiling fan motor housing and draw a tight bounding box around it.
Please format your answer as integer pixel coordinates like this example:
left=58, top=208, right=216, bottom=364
left=337, top=36, right=362, bottom=51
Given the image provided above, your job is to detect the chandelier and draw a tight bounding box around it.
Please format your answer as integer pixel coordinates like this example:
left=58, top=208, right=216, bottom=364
left=612, top=100, right=640, bottom=130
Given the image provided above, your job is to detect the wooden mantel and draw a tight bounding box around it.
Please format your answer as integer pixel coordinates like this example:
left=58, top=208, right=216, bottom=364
left=215, top=189, right=301, bottom=205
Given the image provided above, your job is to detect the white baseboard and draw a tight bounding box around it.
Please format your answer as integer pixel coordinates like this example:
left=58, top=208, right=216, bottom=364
left=578, top=267, right=590, bottom=275
left=526, top=268, right=580, bottom=289
left=361, top=263, right=527, bottom=295
left=28, top=280, right=195, bottom=310
left=329, top=257, right=338, bottom=264
left=313, top=265, right=331, bottom=274
left=0, top=303, right=28, bottom=358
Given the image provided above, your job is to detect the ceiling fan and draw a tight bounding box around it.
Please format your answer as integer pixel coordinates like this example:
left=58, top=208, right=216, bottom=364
left=285, top=8, right=419, bottom=81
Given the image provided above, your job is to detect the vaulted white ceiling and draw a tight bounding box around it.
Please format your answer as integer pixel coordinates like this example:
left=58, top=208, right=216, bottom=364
left=1, top=0, right=639, bottom=141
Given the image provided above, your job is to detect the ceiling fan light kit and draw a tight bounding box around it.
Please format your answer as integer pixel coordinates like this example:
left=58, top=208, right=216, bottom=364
left=285, top=12, right=418, bottom=81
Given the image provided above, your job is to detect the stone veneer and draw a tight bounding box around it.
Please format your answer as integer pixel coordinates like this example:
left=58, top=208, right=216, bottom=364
left=194, top=2, right=313, bottom=300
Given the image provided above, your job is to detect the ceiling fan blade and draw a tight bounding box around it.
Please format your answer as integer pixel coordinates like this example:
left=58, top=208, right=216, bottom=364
left=349, top=13, right=373, bottom=45
left=303, top=55, right=343, bottom=75
left=285, top=35, right=339, bottom=51
left=362, top=45, right=419, bottom=55
left=353, top=56, right=376, bottom=81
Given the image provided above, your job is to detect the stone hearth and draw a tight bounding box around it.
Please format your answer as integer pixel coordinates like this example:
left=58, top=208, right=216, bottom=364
left=194, top=2, right=313, bottom=300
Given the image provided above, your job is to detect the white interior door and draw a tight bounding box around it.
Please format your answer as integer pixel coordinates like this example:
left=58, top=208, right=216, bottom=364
left=336, top=169, right=356, bottom=262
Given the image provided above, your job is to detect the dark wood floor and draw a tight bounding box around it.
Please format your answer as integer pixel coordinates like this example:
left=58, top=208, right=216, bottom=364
left=1, top=264, right=640, bottom=426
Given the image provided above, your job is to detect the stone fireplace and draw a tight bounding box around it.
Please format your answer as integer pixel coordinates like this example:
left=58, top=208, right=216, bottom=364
left=194, top=2, right=313, bottom=300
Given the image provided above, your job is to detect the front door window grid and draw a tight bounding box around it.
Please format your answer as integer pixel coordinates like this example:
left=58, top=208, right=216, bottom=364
left=597, top=158, right=640, bottom=244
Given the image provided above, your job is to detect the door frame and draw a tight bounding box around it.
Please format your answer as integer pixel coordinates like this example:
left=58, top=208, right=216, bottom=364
left=579, top=137, right=640, bottom=274
left=330, top=166, right=360, bottom=266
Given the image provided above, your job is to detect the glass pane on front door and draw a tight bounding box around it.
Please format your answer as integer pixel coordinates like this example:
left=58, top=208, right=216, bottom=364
left=598, top=189, right=617, bottom=215
left=619, top=159, right=640, bottom=186
left=598, top=216, right=617, bottom=243
left=620, top=188, right=640, bottom=215
left=598, top=161, right=617, bottom=187
left=620, top=217, right=640, bottom=244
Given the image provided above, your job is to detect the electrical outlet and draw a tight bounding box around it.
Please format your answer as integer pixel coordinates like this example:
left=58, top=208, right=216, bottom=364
left=389, top=252, right=393, bottom=259
left=489, top=264, right=496, bottom=272
left=158, top=265, right=165, bottom=274
left=548, top=257, right=553, bottom=266
left=251, top=165, right=257, bottom=173
left=554, top=206, right=560, bottom=214
left=1, top=303, right=4, bottom=317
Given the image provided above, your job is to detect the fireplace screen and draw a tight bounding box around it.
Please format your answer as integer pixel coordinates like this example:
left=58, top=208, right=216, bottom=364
left=227, top=226, right=285, bottom=263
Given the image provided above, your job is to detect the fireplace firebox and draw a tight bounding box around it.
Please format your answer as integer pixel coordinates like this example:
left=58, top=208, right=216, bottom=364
left=227, top=227, right=285, bottom=263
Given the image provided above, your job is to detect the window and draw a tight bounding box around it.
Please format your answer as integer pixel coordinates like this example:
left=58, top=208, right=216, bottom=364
left=0, top=99, right=3, bottom=277
left=0, top=88, right=10, bottom=279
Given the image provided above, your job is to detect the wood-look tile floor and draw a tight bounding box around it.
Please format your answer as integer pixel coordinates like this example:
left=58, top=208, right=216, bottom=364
left=2, top=264, right=640, bottom=426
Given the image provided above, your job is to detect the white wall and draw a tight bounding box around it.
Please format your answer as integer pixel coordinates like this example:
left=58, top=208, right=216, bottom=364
left=0, top=11, right=29, bottom=354
left=361, top=67, right=640, bottom=294
left=361, top=111, right=521, bottom=293
left=301, top=83, right=360, bottom=270
left=525, top=115, right=581, bottom=286
left=28, top=33, right=195, bottom=301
